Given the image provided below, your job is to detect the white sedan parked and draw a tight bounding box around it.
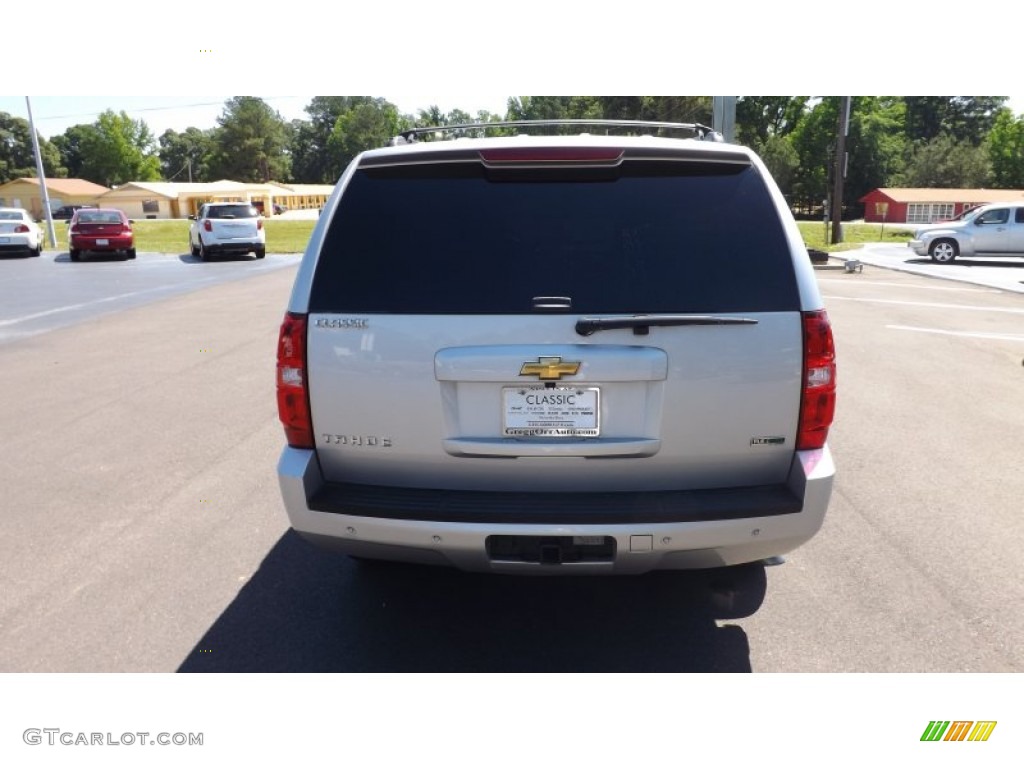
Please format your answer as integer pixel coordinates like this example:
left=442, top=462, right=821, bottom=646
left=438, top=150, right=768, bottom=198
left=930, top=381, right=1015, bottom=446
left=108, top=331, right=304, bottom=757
left=0, top=208, right=43, bottom=257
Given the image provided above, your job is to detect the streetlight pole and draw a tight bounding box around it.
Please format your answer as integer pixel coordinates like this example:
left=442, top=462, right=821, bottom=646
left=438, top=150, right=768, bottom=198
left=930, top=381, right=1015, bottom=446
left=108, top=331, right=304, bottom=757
left=26, top=96, right=57, bottom=249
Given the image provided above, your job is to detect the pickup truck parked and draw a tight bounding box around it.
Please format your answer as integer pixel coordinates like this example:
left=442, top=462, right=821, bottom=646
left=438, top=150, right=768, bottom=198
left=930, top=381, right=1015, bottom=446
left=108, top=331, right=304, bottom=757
left=909, top=202, right=1024, bottom=262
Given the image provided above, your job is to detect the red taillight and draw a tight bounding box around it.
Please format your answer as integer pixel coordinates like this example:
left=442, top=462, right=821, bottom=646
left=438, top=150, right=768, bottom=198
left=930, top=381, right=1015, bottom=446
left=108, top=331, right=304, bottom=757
left=798, top=310, right=837, bottom=450
left=276, top=312, right=313, bottom=448
left=203, top=220, right=212, bottom=232
left=14, top=224, right=29, bottom=233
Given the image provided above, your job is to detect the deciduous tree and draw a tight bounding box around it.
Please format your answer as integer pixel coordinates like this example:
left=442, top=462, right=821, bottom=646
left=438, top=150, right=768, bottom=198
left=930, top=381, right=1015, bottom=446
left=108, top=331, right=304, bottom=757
left=986, top=108, right=1024, bottom=188
left=893, top=134, right=991, bottom=188
left=78, top=110, right=161, bottom=186
left=158, top=127, right=215, bottom=182
left=326, top=101, right=402, bottom=171
left=51, top=124, right=97, bottom=179
left=0, top=112, right=65, bottom=183
left=903, top=96, right=1007, bottom=145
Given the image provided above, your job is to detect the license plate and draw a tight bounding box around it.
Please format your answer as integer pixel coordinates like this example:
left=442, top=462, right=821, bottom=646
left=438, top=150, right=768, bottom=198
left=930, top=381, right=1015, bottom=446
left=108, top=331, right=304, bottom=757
left=502, top=386, right=599, bottom=437
left=96, top=238, right=109, bottom=245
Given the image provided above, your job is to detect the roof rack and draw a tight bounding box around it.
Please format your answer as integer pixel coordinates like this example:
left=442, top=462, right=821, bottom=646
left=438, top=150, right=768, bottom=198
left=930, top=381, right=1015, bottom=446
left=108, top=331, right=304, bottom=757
left=389, top=119, right=724, bottom=145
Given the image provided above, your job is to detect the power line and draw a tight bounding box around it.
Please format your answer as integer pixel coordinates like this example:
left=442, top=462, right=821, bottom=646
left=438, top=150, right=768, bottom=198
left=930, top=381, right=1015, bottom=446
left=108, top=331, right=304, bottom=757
left=30, top=97, right=307, bottom=123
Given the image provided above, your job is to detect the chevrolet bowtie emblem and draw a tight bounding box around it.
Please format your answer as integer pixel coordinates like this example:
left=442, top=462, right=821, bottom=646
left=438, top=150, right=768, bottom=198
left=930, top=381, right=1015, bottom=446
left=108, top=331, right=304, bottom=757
left=519, top=356, right=582, bottom=380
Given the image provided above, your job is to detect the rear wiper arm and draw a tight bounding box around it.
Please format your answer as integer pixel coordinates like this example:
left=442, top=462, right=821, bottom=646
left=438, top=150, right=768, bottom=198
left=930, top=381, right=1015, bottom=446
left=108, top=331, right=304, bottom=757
left=575, top=314, right=759, bottom=336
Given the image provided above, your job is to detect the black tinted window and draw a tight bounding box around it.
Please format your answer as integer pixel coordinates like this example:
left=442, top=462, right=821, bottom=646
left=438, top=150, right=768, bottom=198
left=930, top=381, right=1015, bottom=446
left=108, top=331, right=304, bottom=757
left=978, top=208, right=1009, bottom=225
left=206, top=204, right=258, bottom=219
left=310, top=160, right=799, bottom=314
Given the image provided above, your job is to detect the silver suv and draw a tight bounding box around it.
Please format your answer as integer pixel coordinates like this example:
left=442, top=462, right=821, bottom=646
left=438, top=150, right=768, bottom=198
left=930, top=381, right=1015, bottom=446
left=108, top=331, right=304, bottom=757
left=188, top=202, right=266, bottom=260
left=276, top=120, right=837, bottom=574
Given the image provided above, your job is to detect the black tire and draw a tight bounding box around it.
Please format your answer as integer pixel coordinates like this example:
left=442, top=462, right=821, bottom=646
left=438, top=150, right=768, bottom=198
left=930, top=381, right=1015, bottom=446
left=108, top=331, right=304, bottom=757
left=31, top=245, right=42, bottom=257
left=197, top=239, right=208, bottom=261
left=929, top=239, right=958, bottom=263
left=127, top=248, right=137, bottom=260
left=255, top=247, right=266, bottom=259
left=190, top=238, right=199, bottom=257
left=69, top=249, right=81, bottom=262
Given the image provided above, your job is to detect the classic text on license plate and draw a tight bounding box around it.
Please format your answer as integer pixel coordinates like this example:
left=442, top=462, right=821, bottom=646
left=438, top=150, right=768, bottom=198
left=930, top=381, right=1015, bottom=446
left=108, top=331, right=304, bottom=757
left=502, top=386, right=599, bottom=437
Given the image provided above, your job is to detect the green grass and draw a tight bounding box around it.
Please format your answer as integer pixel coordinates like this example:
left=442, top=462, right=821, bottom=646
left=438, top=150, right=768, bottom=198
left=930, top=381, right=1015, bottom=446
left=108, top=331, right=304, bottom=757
left=798, top=221, right=915, bottom=252
left=42, top=218, right=317, bottom=254
left=41, top=216, right=912, bottom=255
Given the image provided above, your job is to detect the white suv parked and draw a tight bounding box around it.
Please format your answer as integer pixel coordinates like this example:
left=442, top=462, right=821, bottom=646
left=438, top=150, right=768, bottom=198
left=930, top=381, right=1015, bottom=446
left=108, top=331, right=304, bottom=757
left=276, top=120, right=837, bottom=574
left=188, top=202, right=266, bottom=260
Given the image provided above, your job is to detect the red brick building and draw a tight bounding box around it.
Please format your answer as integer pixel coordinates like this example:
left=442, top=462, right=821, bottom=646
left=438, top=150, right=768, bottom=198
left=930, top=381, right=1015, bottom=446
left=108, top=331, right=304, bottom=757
left=859, top=188, right=1024, bottom=224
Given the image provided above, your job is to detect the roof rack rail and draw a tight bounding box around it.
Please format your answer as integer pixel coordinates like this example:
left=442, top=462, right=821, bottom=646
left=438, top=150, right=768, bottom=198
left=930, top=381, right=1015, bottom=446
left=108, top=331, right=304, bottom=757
left=389, top=119, right=724, bottom=146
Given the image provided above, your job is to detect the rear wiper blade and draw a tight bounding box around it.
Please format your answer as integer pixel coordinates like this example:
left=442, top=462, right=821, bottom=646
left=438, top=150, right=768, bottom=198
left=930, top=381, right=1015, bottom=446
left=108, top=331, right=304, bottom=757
left=575, top=314, right=758, bottom=336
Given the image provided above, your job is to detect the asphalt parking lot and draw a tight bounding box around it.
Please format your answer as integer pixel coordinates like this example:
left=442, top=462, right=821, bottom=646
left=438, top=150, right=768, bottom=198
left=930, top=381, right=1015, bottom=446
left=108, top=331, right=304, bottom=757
left=0, top=250, right=298, bottom=344
left=837, top=243, right=1024, bottom=294
left=1, top=245, right=1022, bottom=673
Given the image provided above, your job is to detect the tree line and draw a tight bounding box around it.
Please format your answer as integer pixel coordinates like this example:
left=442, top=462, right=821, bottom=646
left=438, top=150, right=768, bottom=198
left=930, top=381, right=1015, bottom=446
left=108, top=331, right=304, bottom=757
left=2, top=96, right=1022, bottom=216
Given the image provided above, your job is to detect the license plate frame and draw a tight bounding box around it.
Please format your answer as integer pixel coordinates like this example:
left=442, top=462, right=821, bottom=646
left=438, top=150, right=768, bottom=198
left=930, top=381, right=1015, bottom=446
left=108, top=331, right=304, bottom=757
left=502, top=385, right=600, bottom=437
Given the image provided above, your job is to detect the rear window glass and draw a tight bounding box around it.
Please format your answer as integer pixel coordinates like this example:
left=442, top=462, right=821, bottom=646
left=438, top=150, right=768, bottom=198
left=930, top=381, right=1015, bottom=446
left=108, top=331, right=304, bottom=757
left=78, top=211, right=123, bottom=223
left=0, top=211, right=23, bottom=220
left=310, top=159, right=799, bottom=314
left=206, top=204, right=258, bottom=219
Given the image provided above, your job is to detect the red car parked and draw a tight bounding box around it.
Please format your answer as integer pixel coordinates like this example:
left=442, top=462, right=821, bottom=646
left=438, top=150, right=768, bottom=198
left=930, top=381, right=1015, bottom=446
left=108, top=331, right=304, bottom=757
left=68, top=208, right=135, bottom=262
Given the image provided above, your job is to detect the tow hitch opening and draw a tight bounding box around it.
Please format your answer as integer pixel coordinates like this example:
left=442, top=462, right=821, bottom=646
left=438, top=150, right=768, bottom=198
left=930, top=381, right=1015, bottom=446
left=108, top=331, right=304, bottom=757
left=486, top=535, right=616, bottom=565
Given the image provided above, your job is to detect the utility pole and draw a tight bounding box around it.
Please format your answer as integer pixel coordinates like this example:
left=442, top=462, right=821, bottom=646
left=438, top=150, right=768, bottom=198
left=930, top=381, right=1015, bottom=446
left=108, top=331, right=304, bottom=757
left=26, top=97, right=57, bottom=249
left=712, top=97, right=737, bottom=142
left=830, top=96, right=851, bottom=245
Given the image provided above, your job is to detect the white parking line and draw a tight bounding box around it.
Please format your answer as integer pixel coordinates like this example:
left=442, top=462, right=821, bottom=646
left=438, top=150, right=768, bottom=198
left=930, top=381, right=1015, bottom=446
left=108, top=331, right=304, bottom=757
left=887, top=325, right=1024, bottom=342
left=0, top=287, right=177, bottom=327
left=822, top=295, right=1024, bottom=315
left=817, top=278, right=1000, bottom=293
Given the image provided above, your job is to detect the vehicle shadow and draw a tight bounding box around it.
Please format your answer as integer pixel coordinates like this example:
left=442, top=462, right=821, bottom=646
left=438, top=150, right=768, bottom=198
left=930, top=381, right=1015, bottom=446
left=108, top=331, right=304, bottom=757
left=178, top=253, right=260, bottom=264
left=178, top=531, right=765, bottom=673
left=906, top=257, right=1024, bottom=268
left=52, top=252, right=132, bottom=263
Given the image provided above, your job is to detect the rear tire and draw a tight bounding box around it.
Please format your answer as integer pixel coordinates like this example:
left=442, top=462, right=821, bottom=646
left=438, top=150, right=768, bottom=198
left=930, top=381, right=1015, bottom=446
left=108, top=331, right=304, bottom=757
left=31, top=245, right=42, bottom=257
left=255, top=247, right=266, bottom=259
left=127, top=248, right=137, bottom=260
left=929, top=239, right=958, bottom=263
left=190, top=238, right=199, bottom=257
left=198, top=239, right=208, bottom=261
left=69, top=249, right=81, bottom=262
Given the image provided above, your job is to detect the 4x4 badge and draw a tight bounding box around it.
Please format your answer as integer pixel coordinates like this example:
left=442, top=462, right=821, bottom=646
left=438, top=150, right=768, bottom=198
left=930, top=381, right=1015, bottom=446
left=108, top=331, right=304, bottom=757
left=519, top=356, right=581, bottom=381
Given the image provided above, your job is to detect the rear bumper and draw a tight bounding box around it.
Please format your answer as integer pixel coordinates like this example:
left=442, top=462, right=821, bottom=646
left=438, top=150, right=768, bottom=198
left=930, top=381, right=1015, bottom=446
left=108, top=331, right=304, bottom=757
left=0, top=235, right=38, bottom=252
left=206, top=240, right=264, bottom=254
left=71, top=236, right=133, bottom=252
left=278, top=447, right=834, bottom=574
